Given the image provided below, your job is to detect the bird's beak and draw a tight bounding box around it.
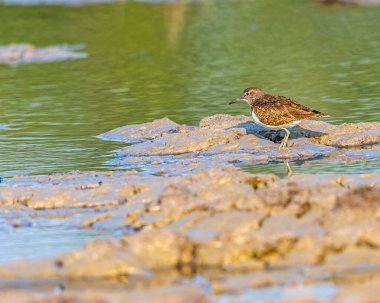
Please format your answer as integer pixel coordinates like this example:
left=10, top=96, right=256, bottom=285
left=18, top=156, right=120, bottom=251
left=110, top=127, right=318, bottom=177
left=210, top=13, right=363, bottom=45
left=229, top=98, right=244, bottom=105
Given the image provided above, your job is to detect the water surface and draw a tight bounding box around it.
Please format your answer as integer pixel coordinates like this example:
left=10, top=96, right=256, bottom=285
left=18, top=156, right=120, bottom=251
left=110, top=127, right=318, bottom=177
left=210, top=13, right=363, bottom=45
left=0, top=0, right=379, bottom=177
left=0, top=211, right=118, bottom=263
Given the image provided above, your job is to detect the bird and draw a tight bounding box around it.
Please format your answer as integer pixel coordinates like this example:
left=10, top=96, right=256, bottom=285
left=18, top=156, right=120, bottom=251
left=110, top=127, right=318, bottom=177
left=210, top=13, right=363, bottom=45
left=229, top=87, right=330, bottom=151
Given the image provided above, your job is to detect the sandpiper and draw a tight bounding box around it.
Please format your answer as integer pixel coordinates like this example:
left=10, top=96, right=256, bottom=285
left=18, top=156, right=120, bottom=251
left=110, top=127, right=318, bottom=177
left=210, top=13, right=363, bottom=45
left=229, top=87, right=330, bottom=150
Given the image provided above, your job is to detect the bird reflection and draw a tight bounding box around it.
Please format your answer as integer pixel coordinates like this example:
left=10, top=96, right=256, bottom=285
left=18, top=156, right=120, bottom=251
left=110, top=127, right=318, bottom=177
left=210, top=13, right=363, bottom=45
left=285, top=161, right=293, bottom=177
left=166, top=0, right=185, bottom=48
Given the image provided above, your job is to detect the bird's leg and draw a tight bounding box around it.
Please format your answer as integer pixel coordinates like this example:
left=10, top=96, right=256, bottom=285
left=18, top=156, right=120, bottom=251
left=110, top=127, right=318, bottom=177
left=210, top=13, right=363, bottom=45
left=279, top=128, right=291, bottom=151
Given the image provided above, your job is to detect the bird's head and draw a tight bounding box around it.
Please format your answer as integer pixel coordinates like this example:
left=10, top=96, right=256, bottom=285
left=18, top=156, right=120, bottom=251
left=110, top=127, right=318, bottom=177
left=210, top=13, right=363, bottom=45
left=229, top=87, right=265, bottom=106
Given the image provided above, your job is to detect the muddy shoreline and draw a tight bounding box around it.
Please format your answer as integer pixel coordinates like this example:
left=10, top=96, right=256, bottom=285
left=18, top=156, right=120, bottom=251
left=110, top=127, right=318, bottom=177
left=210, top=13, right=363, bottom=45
left=1, top=115, right=380, bottom=302
left=99, top=114, right=380, bottom=175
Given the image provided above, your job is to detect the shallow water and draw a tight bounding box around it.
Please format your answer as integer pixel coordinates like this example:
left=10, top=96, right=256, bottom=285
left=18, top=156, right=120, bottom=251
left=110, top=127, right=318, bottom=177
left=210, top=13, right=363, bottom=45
left=0, top=210, right=119, bottom=263
left=214, top=283, right=336, bottom=303
left=0, top=0, right=379, bottom=177
left=0, top=270, right=338, bottom=303
left=243, top=157, right=380, bottom=177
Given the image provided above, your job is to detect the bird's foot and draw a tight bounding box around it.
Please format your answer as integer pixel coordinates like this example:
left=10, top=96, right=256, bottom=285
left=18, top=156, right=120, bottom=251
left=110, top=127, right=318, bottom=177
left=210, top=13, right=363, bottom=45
left=279, top=147, right=291, bottom=152
left=278, top=142, right=290, bottom=152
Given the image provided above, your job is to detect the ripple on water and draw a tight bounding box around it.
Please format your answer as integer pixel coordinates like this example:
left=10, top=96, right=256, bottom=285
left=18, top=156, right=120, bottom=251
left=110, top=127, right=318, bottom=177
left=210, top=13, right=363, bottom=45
left=357, top=58, right=378, bottom=65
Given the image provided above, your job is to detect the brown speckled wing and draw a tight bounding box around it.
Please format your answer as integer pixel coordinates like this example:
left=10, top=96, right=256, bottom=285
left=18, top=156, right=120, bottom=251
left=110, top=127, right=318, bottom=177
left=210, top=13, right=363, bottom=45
left=252, top=95, right=326, bottom=126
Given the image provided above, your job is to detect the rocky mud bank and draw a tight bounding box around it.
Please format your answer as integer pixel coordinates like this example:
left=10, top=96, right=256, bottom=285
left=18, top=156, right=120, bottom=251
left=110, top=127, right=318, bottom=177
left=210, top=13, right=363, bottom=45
left=1, top=115, right=380, bottom=302
left=99, top=114, right=380, bottom=175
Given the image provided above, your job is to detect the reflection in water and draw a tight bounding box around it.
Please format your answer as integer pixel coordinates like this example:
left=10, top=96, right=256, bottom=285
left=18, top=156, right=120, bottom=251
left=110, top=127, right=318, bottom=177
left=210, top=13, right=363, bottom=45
left=285, top=161, right=293, bottom=177
left=166, top=0, right=185, bottom=48
left=243, top=157, right=380, bottom=177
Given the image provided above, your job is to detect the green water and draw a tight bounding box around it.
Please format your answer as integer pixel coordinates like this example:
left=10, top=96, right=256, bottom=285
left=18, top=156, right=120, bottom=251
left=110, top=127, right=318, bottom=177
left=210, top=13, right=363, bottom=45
left=0, top=0, right=379, bottom=178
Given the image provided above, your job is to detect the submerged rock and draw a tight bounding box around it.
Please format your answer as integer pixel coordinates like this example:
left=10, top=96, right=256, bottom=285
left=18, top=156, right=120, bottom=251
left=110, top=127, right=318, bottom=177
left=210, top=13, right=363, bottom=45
left=0, top=44, right=87, bottom=65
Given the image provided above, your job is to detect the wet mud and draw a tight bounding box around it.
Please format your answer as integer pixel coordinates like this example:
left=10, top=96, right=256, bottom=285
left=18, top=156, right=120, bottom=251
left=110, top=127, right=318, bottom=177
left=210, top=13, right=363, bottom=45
left=1, top=166, right=380, bottom=302
left=1, top=115, right=380, bottom=302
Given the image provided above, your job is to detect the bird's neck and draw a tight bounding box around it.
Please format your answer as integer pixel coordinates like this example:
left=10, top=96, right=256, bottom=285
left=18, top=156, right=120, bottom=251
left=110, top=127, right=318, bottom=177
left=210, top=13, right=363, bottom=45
left=249, top=97, right=263, bottom=109
left=249, top=94, right=269, bottom=108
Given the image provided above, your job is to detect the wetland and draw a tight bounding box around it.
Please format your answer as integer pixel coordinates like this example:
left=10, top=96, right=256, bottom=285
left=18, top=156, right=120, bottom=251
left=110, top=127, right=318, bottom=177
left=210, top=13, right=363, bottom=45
left=0, top=0, right=380, bottom=302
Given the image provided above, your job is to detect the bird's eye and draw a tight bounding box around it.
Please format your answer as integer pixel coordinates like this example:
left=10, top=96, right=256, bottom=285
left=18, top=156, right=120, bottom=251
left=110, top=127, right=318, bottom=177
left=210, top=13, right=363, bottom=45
left=244, top=92, right=249, bottom=96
